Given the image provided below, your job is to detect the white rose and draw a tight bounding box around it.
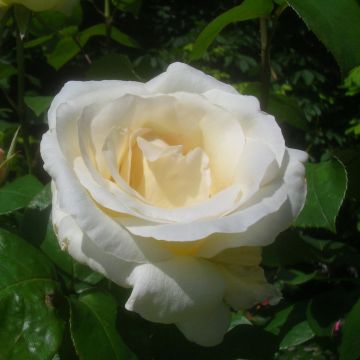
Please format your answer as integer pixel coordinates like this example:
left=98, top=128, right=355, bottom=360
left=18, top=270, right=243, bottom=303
left=0, top=0, right=77, bottom=13
left=41, top=62, right=307, bottom=347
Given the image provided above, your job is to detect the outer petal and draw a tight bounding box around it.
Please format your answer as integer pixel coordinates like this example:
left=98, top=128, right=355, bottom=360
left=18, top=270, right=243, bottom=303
left=146, top=62, right=238, bottom=95
left=197, top=148, right=307, bottom=257
left=125, top=257, right=225, bottom=324
left=204, top=89, right=285, bottom=165
left=176, top=303, right=231, bottom=347
left=220, top=265, right=281, bottom=310
left=52, top=185, right=135, bottom=287
left=283, top=148, right=308, bottom=216
left=48, top=80, right=146, bottom=130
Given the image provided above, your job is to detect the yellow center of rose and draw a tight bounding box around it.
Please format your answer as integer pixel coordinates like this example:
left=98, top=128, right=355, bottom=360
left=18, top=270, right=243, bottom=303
left=117, top=128, right=212, bottom=208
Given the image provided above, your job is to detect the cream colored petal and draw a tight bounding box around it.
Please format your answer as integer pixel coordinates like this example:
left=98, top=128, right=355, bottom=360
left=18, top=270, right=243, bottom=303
left=283, top=148, right=308, bottom=217
left=203, top=89, right=285, bottom=165
left=41, top=131, right=171, bottom=263
left=204, top=89, right=261, bottom=119
left=197, top=103, right=245, bottom=193
left=146, top=62, right=238, bottom=95
left=125, top=257, right=225, bottom=324
left=244, top=113, right=285, bottom=165
left=48, top=80, right=146, bottom=129
left=101, top=114, right=243, bottom=222
left=121, top=181, right=288, bottom=242
left=234, top=138, right=278, bottom=204
left=82, top=128, right=243, bottom=223
left=198, top=198, right=292, bottom=258
left=197, top=149, right=307, bottom=257
left=135, top=136, right=211, bottom=208
left=52, top=184, right=135, bottom=287
left=175, top=303, right=231, bottom=347
left=220, top=265, right=281, bottom=310
left=211, top=246, right=262, bottom=266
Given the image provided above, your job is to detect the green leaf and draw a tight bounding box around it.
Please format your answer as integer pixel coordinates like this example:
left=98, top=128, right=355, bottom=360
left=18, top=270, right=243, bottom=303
left=24, top=96, right=53, bottom=116
left=339, top=299, right=360, bottom=360
left=41, top=222, right=103, bottom=285
left=30, top=5, right=82, bottom=37
left=86, top=53, right=138, bottom=81
left=267, top=94, right=308, bottom=131
left=0, top=175, right=43, bottom=215
left=279, top=269, right=316, bottom=286
left=0, top=228, right=63, bottom=359
left=27, top=183, right=52, bottom=210
left=295, top=158, right=347, bottom=232
left=229, top=312, right=252, bottom=330
left=286, top=0, right=360, bottom=75
left=79, top=24, right=140, bottom=48
left=343, top=65, right=360, bottom=96
left=0, top=62, right=17, bottom=79
left=0, top=120, right=17, bottom=133
left=47, top=24, right=139, bottom=69
left=46, top=34, right=80, bottom=70
left=333, top=148, right=360, bottom=201
left=20, top=185, right=52, bottom=247
left=266, top=305, right=295, bottom=335
left=24, top=34, right=53, bottom=48
left=191, top=0, right=273, bottom=60
left=70, top=291, right=135, bottom=360
left=279, top=321, right=315, bottom=350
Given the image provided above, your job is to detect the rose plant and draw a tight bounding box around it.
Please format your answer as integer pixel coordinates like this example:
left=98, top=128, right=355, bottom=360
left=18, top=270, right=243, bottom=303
left=40, top=62, right=307, bottom=346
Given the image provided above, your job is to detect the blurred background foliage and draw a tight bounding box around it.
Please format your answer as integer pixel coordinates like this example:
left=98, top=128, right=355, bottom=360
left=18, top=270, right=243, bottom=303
left=0, top=0, right=360, bottom=359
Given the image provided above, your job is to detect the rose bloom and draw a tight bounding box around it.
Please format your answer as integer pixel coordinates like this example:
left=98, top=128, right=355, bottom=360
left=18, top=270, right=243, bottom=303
left=41, top=62, right=307, bottom=346
left=0, top=0, right=77, bottom=13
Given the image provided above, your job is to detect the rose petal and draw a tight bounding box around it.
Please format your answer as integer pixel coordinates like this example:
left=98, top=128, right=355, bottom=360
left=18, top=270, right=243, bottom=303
left=197, top=149, right=307, bottom=257
left=220, top=265, right=281, bottom=310
left=204, top=89, right=285, bottom=165
left=146, top=62, right=238, bottom=95
left=234, top=138, right=278, bottom=204
left=41, top=131, right=171, bottom=263
left=48, top=80, right=146, bottom=130
left=211, top=246, right=262, bottom=266
left=125, top=257, right=225, bottom=323
left=121, top=181, right=288, bottom=242
left=52, top=185, right=135, bottom=287
left=283, top=148, right=308, bottom=216
left=135, top=136, right=212, bottom=207
left=176, top=303, right=231, bottom=346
